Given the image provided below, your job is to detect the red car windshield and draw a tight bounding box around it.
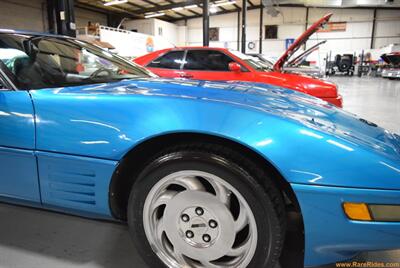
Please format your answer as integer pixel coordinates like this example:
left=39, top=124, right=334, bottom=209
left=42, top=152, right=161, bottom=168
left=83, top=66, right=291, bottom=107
left=229, top=50, right=272, bottom=71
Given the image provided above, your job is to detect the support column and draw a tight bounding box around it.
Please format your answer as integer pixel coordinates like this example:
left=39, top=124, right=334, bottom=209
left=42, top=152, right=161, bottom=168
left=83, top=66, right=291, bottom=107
left=241, top=0, right=247, bottom=53
left=46, top=0, right=56, bottom=34
left=259, top=4, right=264, bottom=54
left=237, top=10, right=240, bottom=51
left=304, top=7, right=309, bottom=50
left=203, top=0, right=210, bottom=47
left=370, top=8, right=377, bottom=49
left=48, top=0, right=76, bottom=37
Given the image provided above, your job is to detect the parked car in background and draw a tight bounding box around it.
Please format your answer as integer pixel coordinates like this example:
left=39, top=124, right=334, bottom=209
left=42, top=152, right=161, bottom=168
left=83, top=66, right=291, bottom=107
left=326, top=54, right=355, bottom=76
left=381, top=52, right=400, bottom=79
left=248, top=40, right=326, bottom=78
left=134, top=14, right=343, bottom=107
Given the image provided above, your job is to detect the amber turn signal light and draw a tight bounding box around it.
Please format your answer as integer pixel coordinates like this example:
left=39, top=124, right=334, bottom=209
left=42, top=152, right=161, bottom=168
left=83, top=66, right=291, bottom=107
left=343, top=202, right=372, bottom=221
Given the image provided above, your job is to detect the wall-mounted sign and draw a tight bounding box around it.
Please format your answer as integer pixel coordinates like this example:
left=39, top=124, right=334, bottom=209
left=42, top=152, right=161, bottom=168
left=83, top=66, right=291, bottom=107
left=146, top=36, right=154, bottom=52
left=285, top=38, right=295, bottom=49
left=318, top=22, right=347, bottom=32
left=209, top=27, right=219, bottom=41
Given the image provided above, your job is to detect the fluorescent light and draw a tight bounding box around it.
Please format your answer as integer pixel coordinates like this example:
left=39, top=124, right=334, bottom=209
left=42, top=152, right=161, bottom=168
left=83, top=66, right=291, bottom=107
left=104, top=0, right=128, bottom=6
left=144, top=12, right=165, bottom=18
left=210, top=6, right=218, bottom=13
left=172, top=7, right=184, bottom=11
left=184, top=4, right=198, bottom=8
left=213, top=0, right=235, bottom=7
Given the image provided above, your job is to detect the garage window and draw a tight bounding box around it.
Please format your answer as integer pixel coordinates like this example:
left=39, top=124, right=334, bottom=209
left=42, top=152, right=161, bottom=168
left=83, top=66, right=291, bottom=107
left=183, top=50, right=234, bottom=71
left=147, top=51, right=185, bottom=69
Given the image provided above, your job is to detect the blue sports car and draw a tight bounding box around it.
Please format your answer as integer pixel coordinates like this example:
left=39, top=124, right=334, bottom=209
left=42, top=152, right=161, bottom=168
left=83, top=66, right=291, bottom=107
left=0, top=30, right=400, bottom=268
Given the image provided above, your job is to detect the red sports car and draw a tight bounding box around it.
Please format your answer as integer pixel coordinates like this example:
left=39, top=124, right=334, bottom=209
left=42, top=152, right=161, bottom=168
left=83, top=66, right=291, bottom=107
left=134, top=14, right=343, bottom=108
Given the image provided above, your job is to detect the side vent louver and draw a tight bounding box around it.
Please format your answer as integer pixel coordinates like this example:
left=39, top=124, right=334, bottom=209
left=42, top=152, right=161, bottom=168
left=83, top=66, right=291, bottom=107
left=46, top=169, right=97, bottom=206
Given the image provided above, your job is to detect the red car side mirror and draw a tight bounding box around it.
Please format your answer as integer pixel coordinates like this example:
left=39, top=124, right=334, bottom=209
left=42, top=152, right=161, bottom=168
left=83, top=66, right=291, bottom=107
left=229, top=62, right=242, bottom=72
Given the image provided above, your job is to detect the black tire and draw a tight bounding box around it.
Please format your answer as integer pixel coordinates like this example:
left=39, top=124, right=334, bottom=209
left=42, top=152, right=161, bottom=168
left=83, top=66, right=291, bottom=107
left=339, top=63, right=350, bottom=72
left=127, top=143, right=286, bottom=268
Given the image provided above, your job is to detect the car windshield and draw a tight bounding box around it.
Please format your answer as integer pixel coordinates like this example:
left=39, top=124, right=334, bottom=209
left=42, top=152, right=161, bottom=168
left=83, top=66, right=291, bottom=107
left=229, top=50, right=273, bottom=71
left=0, top=33, right=156, bottom=90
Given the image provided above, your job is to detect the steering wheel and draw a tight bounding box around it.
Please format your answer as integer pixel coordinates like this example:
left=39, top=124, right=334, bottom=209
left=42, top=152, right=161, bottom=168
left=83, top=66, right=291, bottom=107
left=89, top=67, right=113, bottom=79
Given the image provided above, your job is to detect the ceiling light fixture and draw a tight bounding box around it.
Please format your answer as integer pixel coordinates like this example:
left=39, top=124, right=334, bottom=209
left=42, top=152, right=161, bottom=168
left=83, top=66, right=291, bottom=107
left=103, top=0, right=128, bottom=6
left=210, top=6, right=218, bottom=13
left=213, top=0, right=235, bottom=7
left=184, top=4, right=198, bottom=8
left=144, top=12, right=165, bottom=18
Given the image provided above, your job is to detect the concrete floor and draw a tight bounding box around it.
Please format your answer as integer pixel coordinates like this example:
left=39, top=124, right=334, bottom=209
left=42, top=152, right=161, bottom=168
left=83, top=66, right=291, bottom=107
left=0, top=76, right=399, bottom=268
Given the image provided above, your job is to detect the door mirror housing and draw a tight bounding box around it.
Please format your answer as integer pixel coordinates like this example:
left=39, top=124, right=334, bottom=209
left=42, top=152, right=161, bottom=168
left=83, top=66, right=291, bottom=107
left=229, top=62, right=242, bottom=72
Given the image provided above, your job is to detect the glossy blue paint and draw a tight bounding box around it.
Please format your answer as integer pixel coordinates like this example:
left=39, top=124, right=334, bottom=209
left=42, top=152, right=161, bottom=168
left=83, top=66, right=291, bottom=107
left=0, top=147, right=40, bottom=201
left=0, top=90, right=35, bottom=149
left=30, top=78, right=400, bottom=191
left=0, top=91, right=39, bottom=201
left=0, top=77, right=399, bottom=266
left=292, top=183, right=400, bottom=267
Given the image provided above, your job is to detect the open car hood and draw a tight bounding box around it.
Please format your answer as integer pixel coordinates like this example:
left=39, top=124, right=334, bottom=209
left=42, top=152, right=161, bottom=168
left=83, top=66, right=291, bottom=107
left=273, top=13, right=332, bottom=72
left=287, top=40, right=327, bottom=67
left=381, top=52, right=400, bottom=66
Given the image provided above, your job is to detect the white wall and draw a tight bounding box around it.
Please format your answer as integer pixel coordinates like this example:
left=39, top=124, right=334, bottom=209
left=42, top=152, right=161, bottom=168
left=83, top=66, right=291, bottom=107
left=98, top=26, right=174, bottom=57
left=124, top=19, right=154, bottom=35
left=374, top=9, right=400, bottom=48
left=178, top=6, right=400, bottom=59
left=124, top=18, right=178, bottom=46
left=177, top=25, right=187, bottom=46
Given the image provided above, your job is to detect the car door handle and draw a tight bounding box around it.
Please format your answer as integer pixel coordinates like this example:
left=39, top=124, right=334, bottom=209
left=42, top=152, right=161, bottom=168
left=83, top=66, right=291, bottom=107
left=180, top=73, right=193, bottom=79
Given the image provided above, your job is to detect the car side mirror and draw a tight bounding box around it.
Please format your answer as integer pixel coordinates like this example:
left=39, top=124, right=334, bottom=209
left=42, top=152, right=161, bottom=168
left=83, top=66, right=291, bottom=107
left=229, top=62, right=242, bottom=72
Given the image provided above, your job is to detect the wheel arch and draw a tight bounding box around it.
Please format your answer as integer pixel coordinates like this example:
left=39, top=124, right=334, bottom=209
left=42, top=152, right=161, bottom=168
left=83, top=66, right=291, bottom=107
left=109, top=132, right=300, bottom=219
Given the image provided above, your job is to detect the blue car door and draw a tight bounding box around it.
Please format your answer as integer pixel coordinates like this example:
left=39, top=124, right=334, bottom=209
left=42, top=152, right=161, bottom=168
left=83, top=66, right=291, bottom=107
left=0, top=79, right=39, bottom=202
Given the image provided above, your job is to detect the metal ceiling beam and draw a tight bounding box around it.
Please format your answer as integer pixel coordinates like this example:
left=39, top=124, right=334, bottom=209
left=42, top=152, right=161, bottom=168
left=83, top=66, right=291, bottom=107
left=78, top=0, right=252, bottom=21
left=76, top=1, right=141, bottom=18
left=163, top=0, right=189, bottom=17
left=270, top=3, right=400, bottom=9
left=76, top=0, right=400, bottom=22
left=123, top=1, right=144, bottom=9
left=138, top=0, right=176, bottom=20
left=132, top=0, right=204, bottom=14
left=75, top=3, right=110, bottom=15
left=168, top=2, right=400, bottom=22
left=168, top=4, right=263, bottom=22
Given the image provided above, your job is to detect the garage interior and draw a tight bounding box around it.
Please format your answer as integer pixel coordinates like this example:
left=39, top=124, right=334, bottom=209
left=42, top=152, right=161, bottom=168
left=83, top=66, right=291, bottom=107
left=0, top=0, right=399, bottom=267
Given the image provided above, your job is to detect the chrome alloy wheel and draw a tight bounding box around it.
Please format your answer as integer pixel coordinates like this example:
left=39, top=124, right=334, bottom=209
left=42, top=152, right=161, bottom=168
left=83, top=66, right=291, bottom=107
left=143, top=170, right=258, bottom=268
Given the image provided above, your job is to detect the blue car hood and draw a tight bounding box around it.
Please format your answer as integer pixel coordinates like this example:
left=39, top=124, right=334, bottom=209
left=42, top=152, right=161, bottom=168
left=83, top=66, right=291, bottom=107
left=52, top=78, right=400, bottom=159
